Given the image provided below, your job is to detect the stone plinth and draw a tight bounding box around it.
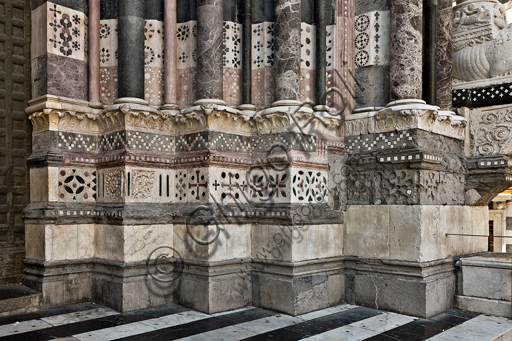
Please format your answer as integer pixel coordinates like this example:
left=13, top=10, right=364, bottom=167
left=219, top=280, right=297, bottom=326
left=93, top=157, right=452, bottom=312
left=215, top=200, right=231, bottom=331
left=456, top=253, right=512, bottom=318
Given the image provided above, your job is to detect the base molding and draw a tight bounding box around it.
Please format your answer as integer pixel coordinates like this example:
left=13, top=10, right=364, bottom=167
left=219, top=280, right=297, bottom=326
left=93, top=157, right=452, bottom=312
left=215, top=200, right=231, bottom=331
left=21, top=255, right=466, bottom=317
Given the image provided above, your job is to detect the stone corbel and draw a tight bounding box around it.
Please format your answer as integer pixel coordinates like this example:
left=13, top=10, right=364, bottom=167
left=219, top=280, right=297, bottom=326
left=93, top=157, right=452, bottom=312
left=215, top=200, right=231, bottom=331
left=465, top=155, right=512, bottom=205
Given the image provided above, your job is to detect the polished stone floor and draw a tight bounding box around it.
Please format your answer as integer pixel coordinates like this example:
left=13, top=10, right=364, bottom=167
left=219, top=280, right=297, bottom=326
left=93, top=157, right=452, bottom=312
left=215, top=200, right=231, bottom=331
left=0, top=302, right=511, bottom=340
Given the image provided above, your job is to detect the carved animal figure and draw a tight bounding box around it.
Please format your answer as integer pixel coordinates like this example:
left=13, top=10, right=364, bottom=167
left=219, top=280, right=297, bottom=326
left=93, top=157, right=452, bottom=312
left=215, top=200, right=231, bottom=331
left=452, top=1, right=512, bottom=81
left=453, top=22, right=512, bottom=81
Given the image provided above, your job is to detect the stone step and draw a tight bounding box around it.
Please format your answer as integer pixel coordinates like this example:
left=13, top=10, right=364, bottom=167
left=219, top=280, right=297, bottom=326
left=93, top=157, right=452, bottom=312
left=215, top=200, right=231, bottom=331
left=0, top=285, right=42, bottom=317
left=456, top=295, right=512, bottom=318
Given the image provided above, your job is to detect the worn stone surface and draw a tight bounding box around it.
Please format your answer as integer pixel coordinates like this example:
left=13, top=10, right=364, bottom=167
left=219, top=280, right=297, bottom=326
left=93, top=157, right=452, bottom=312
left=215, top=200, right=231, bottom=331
left=274, top=0, right=301, bottom=101
left=346, top=260, right=455, bottom=318
left=355, top=0, right=389, bottom=15
left=456, top=296, right=512, bottom=318
left=461, top=254, right=512, bottom=301
left=355, top=66, right=389, bottom=108
left=389, top=0, right=422, bottom=100
left=196, top=0, right=223, bottom=99
left=345, top=205, right=488, bottom=262
left=435, top=0, right=453, bottom=110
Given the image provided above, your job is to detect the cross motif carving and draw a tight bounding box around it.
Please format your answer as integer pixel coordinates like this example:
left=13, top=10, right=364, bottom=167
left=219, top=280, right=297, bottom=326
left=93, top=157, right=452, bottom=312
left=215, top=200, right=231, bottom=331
left=269, top=174, right=286, bottom=198
left=250, top=175, right=265, bottom=198
left=221, top=172, right=238, bottom=192
left=189, top=170, right=207, bottom=200
left=212, top=179, right=220, bottom=190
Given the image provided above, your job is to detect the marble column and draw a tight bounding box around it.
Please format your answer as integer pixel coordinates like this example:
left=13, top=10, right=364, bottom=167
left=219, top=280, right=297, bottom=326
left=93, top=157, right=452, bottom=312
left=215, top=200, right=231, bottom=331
left=273, top=0, right=301, bottom=103
left=118, top=0, right=145, bottom=100
left=315, top=0, right=326, bottom=105
left=196, top=0, right=224, bottom=101
left=389, top=0, right=423, bottom=101
left=435, top=0, right=453, bottom=110
left=164, top=0, right=178, bottom=107
left=89, top=0, right=101, bottom=106
left=423, top=0, right=436, bottom=105
left=242, top=0, right=252, bottom=105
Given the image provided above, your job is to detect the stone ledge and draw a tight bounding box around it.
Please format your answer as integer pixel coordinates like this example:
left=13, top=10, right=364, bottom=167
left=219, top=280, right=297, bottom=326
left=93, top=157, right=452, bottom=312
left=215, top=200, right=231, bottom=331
left=26, top=96, right=341, bottom=139
left=456, top=295, right=512, bottom=318
left=345, top=101, right=466, bottom=140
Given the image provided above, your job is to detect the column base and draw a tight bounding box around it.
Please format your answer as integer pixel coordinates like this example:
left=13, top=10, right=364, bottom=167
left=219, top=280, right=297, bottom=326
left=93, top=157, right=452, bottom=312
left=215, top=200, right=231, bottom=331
left=345, top=257, right=456, bottom=318
left=115, top=97, right=149, bottom=105
left=193, top=98, right=227, bottom=106
left=271, top=100, right=303, bottom=107
left=252, top=258, right=345, bottom=316
left=174, top=260, right=252, bottom=314
left=161, top=103, right=180, bottom=110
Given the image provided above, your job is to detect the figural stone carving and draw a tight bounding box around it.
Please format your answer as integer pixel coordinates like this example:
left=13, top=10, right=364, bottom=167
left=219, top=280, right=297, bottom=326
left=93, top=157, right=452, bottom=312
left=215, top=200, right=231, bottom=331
left=453, top=0, right=512, bottom=81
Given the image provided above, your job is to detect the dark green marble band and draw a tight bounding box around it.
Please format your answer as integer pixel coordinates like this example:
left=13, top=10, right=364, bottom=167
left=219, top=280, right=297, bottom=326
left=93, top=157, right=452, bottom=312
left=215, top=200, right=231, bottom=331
left=145, top=0, right=164, bottom=20
left=301, top=0, right=313, bottom=24
left=315, top=0, right=326, bottom=105
left=242, top=0, right=252, bottom=104
left=118, top=0, right=145, bottom=99
left=423, top=0, right=437, bottom=105
left=100, top=0, right=116, bottom=19
left=224, top=0, right=242, bottom=22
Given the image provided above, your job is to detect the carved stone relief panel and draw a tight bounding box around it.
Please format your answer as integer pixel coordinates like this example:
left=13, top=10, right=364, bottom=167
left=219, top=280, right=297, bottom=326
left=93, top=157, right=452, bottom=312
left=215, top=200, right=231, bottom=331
left=100, top=169, right=124, bottom=202
left=469, top=104, right=512, bottom=156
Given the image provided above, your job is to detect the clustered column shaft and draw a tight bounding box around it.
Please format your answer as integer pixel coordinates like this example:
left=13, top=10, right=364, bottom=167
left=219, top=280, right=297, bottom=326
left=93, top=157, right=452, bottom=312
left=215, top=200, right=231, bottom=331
left=315, top=0, right=326, bottom=105
left=274, top=0, right=301, bottom=102
left=389, top=0, right=423, bottom=101
left=435, top=0, right=453, bottom=110
left=118, top=0, right=145, bottom=99
left=423, top=0, right=437, bottom=105
left=242, top=0, right=252, bottom=105
left=89, top=0, right=100, bottom=104
left=164, top=0, right=178, bottom=106
left=196, top=0, right=224, bottom=100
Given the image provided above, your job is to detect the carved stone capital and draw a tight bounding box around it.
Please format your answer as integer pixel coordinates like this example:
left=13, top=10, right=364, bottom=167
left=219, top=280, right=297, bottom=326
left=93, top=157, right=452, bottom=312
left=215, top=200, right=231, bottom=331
left=345, top=102, right=466, bottom=140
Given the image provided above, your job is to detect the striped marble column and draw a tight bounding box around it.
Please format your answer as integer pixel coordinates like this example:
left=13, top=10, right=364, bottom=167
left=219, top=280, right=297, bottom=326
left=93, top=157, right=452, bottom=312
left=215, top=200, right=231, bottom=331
left=325, top=0, right=336, bottom=108
left=315, top=0, right=326, bottom=105
left=389, top=0, right=423, bottom=101
left=196, top=0, right=224, bottom=101
left=144, top=0, right=164, bottom=106
left=89, top=0, right=101, bottom=105
left=273, top=0, right=301, bottom=103
left=118, top=0, right=145, bottom=100
left=99, top=0, right=118, bottom=104
left=163, top=0, right=178, bottom=107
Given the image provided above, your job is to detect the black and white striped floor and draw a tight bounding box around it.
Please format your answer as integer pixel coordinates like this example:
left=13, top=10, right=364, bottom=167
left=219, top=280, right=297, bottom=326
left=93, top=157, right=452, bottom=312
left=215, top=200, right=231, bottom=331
left=0, top=302, right=511, bottom=341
